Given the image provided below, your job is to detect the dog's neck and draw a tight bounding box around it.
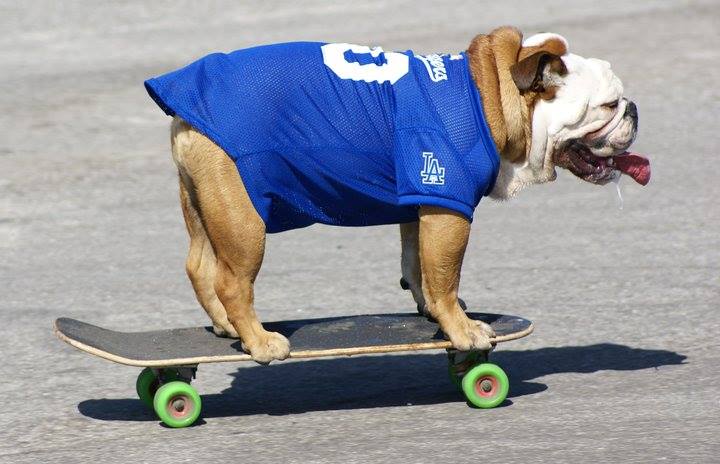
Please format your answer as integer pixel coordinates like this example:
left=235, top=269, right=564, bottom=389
left=467, top=27, right=553, bottom=199
left=467, top=29, right=530, bottom=164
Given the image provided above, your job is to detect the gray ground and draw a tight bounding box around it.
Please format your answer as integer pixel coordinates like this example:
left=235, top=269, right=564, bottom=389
left=1, top=1, right=718, bottom=462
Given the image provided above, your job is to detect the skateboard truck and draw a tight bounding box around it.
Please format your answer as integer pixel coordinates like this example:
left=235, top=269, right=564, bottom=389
left=151, top=366, right=197, bottom=384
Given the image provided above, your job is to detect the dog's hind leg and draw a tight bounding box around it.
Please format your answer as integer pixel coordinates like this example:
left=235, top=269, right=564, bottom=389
left=171, top=117, right=289, bottom=364
left=178, top=175, right=238, bottom=338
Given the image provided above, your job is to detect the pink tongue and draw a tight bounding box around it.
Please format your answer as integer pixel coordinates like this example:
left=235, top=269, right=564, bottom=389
left=613, top=152, right=651, bottom=185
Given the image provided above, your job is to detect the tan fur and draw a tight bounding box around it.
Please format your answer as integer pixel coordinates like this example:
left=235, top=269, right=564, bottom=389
left=178, top=176, right=237, bottom=338
left=468, top=27, right=528, bottom=163
left=417, top=207, right=494, bottom=349
left=172, top=118, right=289, bottom=364
left=518, top=37, right=568, bottom=61
left=467, top=27, right=570, bottom=164
left=169, top=30, right=569, bottom=363
left=399, top=222, right=425, bottom=313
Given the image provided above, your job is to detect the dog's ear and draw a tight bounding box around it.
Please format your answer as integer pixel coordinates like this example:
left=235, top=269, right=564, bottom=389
left=510, top=51, right=567, bottom=94
left=511, top=33, right=569, bottom=95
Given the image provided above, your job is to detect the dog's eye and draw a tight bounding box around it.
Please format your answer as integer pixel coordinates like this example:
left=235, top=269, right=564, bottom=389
left=603, top=100, right=619, bottom=109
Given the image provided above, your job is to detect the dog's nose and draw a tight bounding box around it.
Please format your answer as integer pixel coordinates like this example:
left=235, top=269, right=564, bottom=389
left=625, top=101, right=638, bottom=120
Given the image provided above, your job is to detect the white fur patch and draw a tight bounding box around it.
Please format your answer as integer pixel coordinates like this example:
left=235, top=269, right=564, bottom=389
left=490, top=47, right=629, bottom=200
left=522, top=32, right=569, bottom=52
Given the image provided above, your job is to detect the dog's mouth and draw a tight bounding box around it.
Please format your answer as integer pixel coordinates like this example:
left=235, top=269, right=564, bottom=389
left=554, top=143, right=651, bottom=186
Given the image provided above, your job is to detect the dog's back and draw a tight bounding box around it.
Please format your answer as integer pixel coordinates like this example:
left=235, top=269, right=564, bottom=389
left=146, top=42, right=498, bottom=233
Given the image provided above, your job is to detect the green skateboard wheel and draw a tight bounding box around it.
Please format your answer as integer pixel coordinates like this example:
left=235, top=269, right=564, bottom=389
left=461, top=363, right=509, bottom=409
left=135, top=368, right=159, bottom=409
left=153, top=381, right=201, bottom=428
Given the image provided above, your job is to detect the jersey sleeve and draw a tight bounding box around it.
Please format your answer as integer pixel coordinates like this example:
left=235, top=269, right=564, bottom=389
left=393, top=128, right=497, bottom=221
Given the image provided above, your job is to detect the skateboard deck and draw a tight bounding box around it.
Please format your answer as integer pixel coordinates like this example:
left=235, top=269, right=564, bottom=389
left=54, top=312, right=533, bottom=367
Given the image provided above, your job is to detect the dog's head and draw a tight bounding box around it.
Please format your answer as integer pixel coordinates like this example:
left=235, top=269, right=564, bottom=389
left=485, top=31, right=650, bottom=198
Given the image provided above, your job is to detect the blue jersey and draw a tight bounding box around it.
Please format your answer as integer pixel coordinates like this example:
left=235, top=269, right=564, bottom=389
left=145, top=42, right=499, bottom=233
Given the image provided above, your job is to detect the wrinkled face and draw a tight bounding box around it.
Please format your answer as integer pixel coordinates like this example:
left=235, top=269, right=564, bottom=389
left=536, top=54, right=649, bottom=185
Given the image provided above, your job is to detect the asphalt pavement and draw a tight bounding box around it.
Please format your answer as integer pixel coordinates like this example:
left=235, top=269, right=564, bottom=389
left=1, top=1, right=718, bottom=462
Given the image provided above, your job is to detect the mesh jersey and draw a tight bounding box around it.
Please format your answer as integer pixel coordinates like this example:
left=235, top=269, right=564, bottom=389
left=145, top=42, right=499, bottom=233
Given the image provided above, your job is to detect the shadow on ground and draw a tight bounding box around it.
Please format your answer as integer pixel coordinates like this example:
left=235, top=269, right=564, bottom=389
left=78, top=343, right=686, bottom=422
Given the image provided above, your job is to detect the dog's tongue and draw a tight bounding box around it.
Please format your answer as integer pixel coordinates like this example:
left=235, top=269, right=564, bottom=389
left=613, top=152, right=651, bottom=185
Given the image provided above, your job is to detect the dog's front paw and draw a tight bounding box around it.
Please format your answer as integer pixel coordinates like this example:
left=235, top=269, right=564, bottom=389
left=213, top=324, right=239, bottom=338
left=242, top=331, right=291, bottom=365
left=447, top=319, right=496, bottom=351
left=475, top=319, right=496, bottom=341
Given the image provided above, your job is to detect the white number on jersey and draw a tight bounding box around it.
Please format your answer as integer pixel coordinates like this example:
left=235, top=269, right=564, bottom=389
left=321, top=43, right=409, bottom=85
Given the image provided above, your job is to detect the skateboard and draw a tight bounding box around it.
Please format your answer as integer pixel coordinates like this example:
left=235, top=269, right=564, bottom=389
left=54, top=312, right=533, bottom=428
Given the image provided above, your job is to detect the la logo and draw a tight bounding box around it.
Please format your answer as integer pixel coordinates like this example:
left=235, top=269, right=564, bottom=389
left=421, top=151, right=445, bottom=185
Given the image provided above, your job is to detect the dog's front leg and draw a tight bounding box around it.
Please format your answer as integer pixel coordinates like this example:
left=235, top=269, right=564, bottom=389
left=418, top=206, right=494, bottom=351
left=400, top=222, right=428, bottom=316
left=400, top=222, right=468, bottom=317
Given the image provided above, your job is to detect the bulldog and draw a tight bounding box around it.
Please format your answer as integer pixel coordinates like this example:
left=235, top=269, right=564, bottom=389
left=145, top=26, right=650, bottom=364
